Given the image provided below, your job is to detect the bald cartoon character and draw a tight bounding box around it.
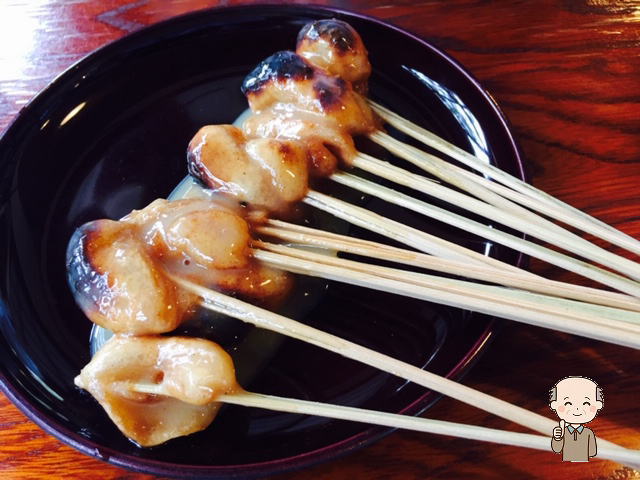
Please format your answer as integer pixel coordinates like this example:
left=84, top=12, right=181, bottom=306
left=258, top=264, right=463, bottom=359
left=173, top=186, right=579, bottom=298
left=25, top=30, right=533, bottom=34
left=549, top=377, right=603, bottom=462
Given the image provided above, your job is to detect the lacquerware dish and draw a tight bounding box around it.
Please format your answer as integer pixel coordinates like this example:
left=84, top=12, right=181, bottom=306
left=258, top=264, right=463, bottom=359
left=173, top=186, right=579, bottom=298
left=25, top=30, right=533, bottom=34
left=0, top=5, right=525, bottom=478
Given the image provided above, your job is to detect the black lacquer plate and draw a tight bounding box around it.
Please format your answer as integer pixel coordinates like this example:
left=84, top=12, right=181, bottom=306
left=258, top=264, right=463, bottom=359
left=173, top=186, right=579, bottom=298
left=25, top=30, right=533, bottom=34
left=0, top=5, right=525, bottom=479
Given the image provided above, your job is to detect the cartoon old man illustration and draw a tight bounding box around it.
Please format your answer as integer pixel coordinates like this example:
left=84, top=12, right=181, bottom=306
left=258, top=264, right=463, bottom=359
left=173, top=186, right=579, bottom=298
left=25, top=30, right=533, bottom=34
left=549, top=376, right=603, bottom=462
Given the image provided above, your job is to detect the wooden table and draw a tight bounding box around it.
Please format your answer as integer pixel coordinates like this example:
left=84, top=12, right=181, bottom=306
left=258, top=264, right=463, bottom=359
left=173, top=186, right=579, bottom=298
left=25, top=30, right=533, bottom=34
left=1, top=1, right=639, bottom=479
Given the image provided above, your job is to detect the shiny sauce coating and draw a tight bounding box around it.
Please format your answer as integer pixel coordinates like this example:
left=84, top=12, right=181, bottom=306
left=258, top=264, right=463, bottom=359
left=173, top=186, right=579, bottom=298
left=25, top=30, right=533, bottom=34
left=67, top=198, right=293, bottom=334
left=74, top=335, right=239, bottom=446
left=189, top=48, right=377, bottom=218
left=188, top=125, right=309, bottom=215
left=241, top=51, right=375, bottom=136
left=296, top=19, right=372, bottom=94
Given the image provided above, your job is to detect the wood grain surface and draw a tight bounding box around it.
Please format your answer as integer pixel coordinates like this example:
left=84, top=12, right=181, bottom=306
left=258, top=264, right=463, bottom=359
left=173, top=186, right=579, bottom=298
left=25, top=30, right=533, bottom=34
left=1, top=1, right=639, bottom=479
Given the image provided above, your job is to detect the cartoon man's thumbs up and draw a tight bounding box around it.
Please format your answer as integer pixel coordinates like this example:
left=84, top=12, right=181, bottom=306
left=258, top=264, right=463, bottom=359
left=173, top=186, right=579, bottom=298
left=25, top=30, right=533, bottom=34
left=553, top=419, right=565, bottom=440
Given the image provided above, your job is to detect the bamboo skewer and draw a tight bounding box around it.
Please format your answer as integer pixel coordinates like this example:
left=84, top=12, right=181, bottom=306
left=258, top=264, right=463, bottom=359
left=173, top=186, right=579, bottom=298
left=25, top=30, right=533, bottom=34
left=452, top=165, right=631, bottom=239
left=253, top=246, right=640, bottom=347
left=369, top=100, right=640, bottom=257
left=168, top=276, right=636, bottom=460
left=330, top=163, right=640, bottom=298
left=129, top=385, right=640, bottom=466
left=368, top=130, right=591, bottom=241
left=260, top=221, right=640, bottom=312
left=304, top=190, right=530, bottom=277
left=368, top=101, right=624, bottom=237
left=255, top=241, right=640, bottom=328
left=368, top=131, right=640, bottom=283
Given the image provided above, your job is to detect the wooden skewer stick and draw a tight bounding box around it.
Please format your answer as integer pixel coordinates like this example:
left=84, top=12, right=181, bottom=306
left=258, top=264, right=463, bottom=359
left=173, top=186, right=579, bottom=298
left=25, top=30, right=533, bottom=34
left=129, top=384, right=640, bottom=467
left=304, top=190, right=531, bottom=277
left=256, top=241, right=640, bottom=328
left=452, top=165, right=635, bottom=243
left=253, top=246, right=640, bottom=346
left=369, top=100, right=640, bottom=257
left=331, top=162, right=640, bottom=298
left=168, top=276, right=635, bottom=459
left=368, top=100, right=631, bottom=241
left=367, top=131, right=586, bottom=241
left=258, top=222, right=640, bottom=312
left=368, top=131, right=640, bottom=283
